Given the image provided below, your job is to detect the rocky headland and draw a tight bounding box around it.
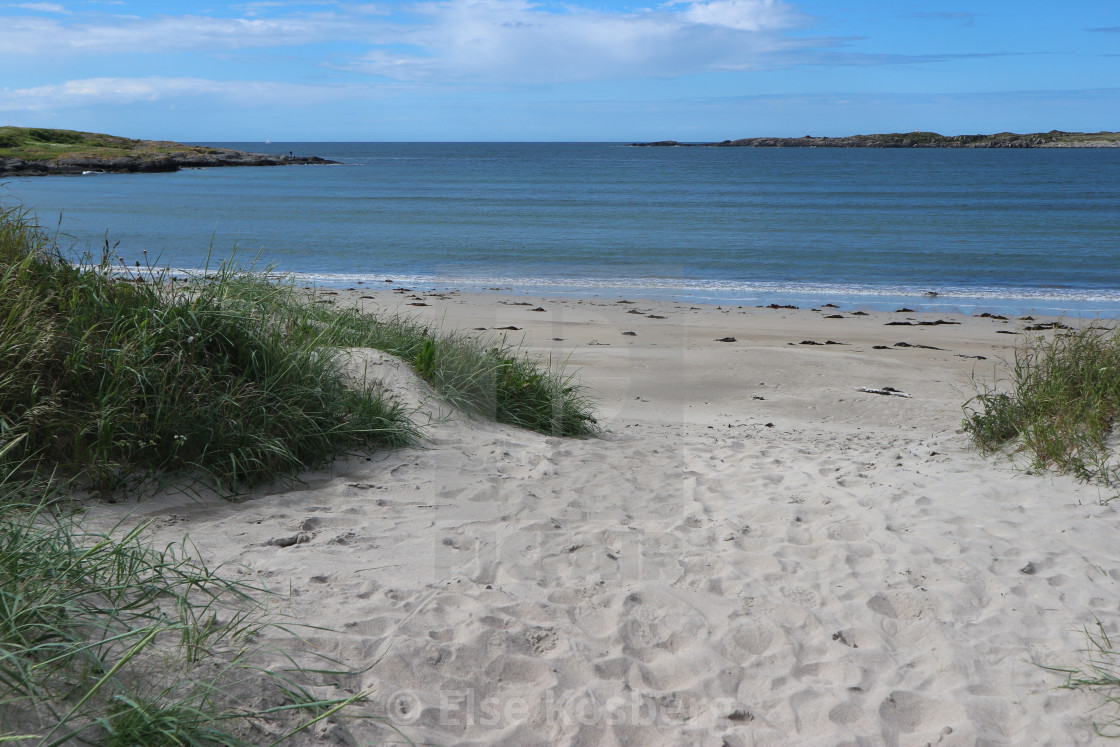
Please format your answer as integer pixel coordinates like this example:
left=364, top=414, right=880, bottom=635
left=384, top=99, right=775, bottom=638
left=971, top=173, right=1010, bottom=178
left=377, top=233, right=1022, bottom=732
left=0, top=127, right=337, bottom=176
left=632, top=130, right=1120, bottom=148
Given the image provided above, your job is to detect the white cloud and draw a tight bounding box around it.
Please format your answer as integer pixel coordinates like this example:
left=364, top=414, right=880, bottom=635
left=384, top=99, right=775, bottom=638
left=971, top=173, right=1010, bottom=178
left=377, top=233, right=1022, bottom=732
left=0, top=0, right=820, bottom=83
left=11, top=2, right=70, bottom=12
left=339, top=3, right=391, bottom=14
left=0, top=76, right=362, bottom=112
left=0, top=10, right=372, bottom=55
left=678, top=0, right=797, bottom=32
left=233, top=1, right=300, bottom=17
left=348, top=0, right=812, bottom=82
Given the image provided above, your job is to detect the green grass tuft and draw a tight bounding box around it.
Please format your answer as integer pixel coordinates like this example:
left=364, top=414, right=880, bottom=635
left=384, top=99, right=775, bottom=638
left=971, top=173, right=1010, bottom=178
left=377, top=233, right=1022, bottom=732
left=963, top=323, right=1120, bottom=486
left=1045, top=622, right=1120, bottom=738
left=0, top=484, right=373, bottom=745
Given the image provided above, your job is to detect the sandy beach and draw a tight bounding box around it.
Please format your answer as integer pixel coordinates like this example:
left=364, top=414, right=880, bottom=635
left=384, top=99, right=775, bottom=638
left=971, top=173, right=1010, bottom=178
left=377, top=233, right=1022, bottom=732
left=88, top=287, right=1119, bottom=745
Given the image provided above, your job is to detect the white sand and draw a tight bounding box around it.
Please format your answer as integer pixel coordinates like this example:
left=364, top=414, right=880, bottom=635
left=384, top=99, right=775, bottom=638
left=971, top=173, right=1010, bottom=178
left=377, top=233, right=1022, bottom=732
left=89, top=289, right=1120, bottom=745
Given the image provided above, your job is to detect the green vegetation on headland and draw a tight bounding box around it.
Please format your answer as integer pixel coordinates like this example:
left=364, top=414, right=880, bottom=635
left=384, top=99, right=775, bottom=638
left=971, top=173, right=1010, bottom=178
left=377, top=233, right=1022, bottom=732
left=633, top=130, right=1120, bottom=148
left=0, top=201, right=595, bottom=743
left=0, top=126, right=336, bottom=175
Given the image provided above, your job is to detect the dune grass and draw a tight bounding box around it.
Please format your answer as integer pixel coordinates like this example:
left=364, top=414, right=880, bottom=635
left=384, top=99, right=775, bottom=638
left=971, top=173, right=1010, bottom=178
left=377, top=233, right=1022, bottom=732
left=0, top=202, right=594, bottom=495
left=0, top=199, right=596, bottom=742
left=1045, top=622, right=1120, bottom=738
left=291, top=305, right=597, bottom=438
left=963, top=323, right=1120, bottom=488
left=0, top=481, right=375, bottom=745
left=966, top=327, right=1120, bottom=733
left=0, top=203, right=421, bottom=495
left=205, top=275, right=598, bottom=439
left=0, top=205, right=405, bottom=743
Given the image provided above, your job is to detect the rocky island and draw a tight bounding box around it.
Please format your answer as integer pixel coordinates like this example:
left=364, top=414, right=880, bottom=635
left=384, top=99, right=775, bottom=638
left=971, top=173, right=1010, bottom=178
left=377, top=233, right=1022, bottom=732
left=632, top=130, right=1120, bottom=148
left=0, top=126, right=338, bottom=176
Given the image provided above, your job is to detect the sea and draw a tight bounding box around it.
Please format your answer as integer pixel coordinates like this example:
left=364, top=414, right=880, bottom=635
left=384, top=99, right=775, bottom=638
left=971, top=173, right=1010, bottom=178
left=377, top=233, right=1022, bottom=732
left=6, top=142, right=1120, bottom=317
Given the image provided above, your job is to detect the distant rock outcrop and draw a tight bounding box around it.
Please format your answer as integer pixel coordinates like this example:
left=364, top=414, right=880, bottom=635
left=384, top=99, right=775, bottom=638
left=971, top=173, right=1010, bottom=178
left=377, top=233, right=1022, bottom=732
left=0, top=149, right=337, bottom=176
left=631, top=130, right=1120, bottom=149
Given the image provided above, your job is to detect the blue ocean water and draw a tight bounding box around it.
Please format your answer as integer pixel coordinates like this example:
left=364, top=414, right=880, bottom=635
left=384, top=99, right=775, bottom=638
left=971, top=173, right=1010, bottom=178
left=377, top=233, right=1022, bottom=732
left=7, top=142, right=1120, bottom=316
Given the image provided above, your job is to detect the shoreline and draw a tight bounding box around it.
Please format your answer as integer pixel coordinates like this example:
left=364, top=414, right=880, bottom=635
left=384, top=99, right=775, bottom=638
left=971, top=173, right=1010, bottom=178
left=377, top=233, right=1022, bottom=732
left=335, top=279, right=1120, bottom=319
left=153, top=267, right=1120, bottom=319
left=84, top=283, right=1120, bottom=744
left=333, top=286, right=1062, bottom=432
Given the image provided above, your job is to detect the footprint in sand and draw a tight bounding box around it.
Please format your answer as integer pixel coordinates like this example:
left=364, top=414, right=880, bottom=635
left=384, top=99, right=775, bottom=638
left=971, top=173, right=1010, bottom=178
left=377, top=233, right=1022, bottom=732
left=829, top=700, right=863, bottom=725
left=866, top=592, right=933, bottom=621
left=879, top=691, right=925, bottom=734
left=826, top=522, right=870, bottom=542
left=717, top=621, right=775, bottom=659
left=779, top=585, right=820, bottom=607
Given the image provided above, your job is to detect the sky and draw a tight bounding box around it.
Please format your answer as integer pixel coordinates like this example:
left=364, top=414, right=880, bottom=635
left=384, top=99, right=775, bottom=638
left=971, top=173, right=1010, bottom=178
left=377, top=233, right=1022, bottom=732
left=1, top=0, right=1118, bottom=141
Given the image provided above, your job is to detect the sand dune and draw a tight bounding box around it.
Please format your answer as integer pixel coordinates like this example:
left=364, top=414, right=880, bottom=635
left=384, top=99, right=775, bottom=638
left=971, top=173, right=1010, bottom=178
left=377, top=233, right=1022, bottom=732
left=89, top=292, right=1119, bottom=745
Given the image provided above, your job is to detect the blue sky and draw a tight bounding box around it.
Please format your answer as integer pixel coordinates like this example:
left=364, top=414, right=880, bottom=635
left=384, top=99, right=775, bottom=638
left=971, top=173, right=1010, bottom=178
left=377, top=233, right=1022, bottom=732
left=1, top=0, right=1118, bottom=141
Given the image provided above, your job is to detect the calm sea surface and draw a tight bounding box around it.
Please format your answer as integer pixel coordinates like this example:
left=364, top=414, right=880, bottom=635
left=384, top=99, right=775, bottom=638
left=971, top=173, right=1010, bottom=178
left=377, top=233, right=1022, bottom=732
left=7, top=142, right=1120, bottom=315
